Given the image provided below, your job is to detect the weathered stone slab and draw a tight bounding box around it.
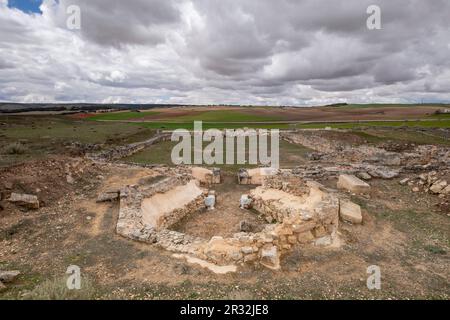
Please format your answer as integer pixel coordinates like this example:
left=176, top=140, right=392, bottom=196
left=141, top=180, right=204, bottom=230
left=337, top=174, right=370, bottom=194
left=96, top=191, right=119, bottom=202
left=339, top=200, right=362, bottom=224
left=260, top=245, right=280, bottom=270
left=0, top=270, right=20, bottom=283
left=238, top=168, right=276, bottom=185
left=430, top=180, right=447, bottom=194
left=239, top=194, right=253, bottom=209
left=191, top=167, right=221, bottom=185
left=8, top=193, right=39, bottom=209
left=442, top=185, right=450, bottom=195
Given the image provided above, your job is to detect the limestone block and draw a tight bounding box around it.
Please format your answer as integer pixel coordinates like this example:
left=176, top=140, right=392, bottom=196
left=204, top=195, right=216, bottom=210
left=337, top=174, right=370, bottom=194
left=243, top=253, right=258, bottom=263
left=212, top=168, right=221, bottom=184
left=0, top=270, right=20, bottom=283
left=430, top=180, right=447, bottom=194
left=292, top=221, right=316, bottom=233
left=97, top=191, right=119, bottom=202
left=314, top=235, right=332, bottom=246
left=312, top=226, right=327, bottom=238
left=8, top=193, right=39, bottom=209
left=239, top=194, right=253, bottom=209
left=339, top=200, right=363, bottom=224
left=241, top=246, right=254, bottom=254
left=441, top=185, right=450, bottom=195
left=297, top=231, right=315, bottom=244
left=287, top=235, right=298, bottom=244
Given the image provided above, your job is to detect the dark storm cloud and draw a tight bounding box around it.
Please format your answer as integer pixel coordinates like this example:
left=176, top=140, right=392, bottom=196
left=0, top=0, right=449, bottom=104
left=49, top=0, right=182, bottom=47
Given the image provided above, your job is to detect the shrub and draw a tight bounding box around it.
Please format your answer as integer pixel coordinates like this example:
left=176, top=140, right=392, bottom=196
left=3, top=142, right=28, bottom=155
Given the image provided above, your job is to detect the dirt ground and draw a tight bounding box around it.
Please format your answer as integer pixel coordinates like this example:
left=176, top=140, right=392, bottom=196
left=172, top=174, right=266, bottom=238
left=0, top=152, right=448, bottom=300
left=0, top=118, right=449, bottom=300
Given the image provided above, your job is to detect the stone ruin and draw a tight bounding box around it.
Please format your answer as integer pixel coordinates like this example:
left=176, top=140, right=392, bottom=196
left=114, top=166, right=345, bottom=272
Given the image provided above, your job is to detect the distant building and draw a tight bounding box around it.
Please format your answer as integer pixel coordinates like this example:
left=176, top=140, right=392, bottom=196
left=435, top=108, right=450, bottom=114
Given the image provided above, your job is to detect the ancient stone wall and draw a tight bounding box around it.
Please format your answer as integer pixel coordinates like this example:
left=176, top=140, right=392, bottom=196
left=115, top=168, right=340, bottom=271
left=91, top=133, right=171, bottom=162
left=116, top=175, right=206, bottom=241
left=192, top=183, right=340, bottom=270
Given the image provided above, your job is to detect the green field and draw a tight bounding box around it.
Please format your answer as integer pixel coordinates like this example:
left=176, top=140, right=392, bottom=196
left=135, top=122, right=292, bottom=130
left=123, top=138, right=312, bottom=171
left=88, top=111, right=161, bottom=121
left=0, top=115, right=156, bottom=167
left=89, top=109, right=283, bottom=122
left=0, top=116, right=156, bottom=144
left=334, top=103, right=449, bottom=109
left=361, top=129, right=450, bottom=146
left=164, top=110, right=283, bottom=122
left=133, top=119, right=450, bottom=130
left=1, top=109, right=449, bottom=168
left=296, top=120, right=450, bottom=129
left=87, top=107, right=450, bottom=130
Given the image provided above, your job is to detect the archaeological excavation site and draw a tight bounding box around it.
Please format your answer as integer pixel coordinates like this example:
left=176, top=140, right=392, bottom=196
left=1, top=119, right=449, bottom=300
left=2, top=0, right=450, bottom=307
left=114, top=165, right=341, bottom=272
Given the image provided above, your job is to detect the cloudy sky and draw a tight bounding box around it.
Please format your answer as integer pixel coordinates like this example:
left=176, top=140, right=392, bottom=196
left=0, top=0, right=450, bottom=105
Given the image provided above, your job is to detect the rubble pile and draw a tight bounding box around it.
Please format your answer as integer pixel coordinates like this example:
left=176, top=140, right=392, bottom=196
left=400, top=171, right=450, bottom=197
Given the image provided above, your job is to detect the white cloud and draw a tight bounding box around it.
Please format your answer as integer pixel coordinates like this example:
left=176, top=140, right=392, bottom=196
left=0, top=0, right=449, bottom=105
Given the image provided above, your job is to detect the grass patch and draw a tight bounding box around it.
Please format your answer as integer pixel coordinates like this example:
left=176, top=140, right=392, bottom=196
left=0, top=115, right=156, bottom=167
left=371, top=207, right=450, bottom=258
left=336, top=104, right=449, bottom=110
left=350, top=131, right=388, bottom=144
left=2, top=142, right=28, bottom=154
left=89, top=109, right=283, bottom=123
left=134, top=122, right=291, bottom=130
left=424, top=245, right=446, bottom=255
left=123, top=137, right=311, bottom=170
left=296, top=120, right=450, bottom=129
left=429, top=113, right=450, bottom=119
left=163, top=110, right=283, bottom=122
left=364, top=129, right=450, bottom=146
left=26, top=276, right=97, bottom=300
left=0, top=115, right=157, bottom=147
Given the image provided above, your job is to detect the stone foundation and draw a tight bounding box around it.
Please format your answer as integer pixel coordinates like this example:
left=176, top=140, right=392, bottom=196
left=91, top=133, right=171, bottom=162
left=191, top=167, right=221, bottom=185
left=115, top=168, right=340, bottom=271
left=237, top=168, right=278, bottom=185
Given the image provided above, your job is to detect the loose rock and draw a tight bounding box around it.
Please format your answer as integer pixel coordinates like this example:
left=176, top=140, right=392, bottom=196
left=8, top=193, right=39, bottom=209
left=337, top=174, right=371, bottom=194
left=339, top=200, right=363, bottom=224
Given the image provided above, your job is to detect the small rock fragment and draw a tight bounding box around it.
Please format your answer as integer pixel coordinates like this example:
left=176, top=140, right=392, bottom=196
left=8, top=193, right=39, bottom=209
left=337, top=174, right=371, bottom=194
left=0, top=270, right=20, bottom=283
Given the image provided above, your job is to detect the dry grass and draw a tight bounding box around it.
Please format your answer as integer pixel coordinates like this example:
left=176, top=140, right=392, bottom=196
left=27, top=276, right=97, bottom=300
left=2, top=142, right=28, bottom=155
